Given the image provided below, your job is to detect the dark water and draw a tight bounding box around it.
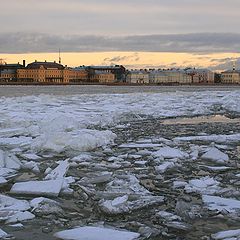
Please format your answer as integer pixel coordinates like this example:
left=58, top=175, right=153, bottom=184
left=0, top=85, right=239, bottom=97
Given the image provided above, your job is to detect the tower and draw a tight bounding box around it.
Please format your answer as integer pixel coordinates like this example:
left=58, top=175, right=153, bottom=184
left=59, top=48, right=61, bottom=64
left=233, top=60, right=236, bottom=71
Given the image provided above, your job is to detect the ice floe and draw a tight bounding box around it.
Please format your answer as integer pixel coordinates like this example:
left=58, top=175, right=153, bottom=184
left=202, top=195, right=240, bottom=213
left=10, top=179, right=64, bottom=197
left=99, top=195, right=164, bottom=215
left=201, top=147, right=229, bottom=164
left=152, top=146, right=188, bottom=159
left=185, top=177, right=221, bottom=195
left=0, top=229, right=7, bottom=238
left=54, top=226, right=140, bottom=240
left=212, top=229, right=240, bottom=239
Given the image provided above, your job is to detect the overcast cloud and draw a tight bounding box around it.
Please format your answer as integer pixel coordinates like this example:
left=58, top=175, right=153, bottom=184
left=0, top=32, right=240, bottom=53
left=1, top=0, right=240, bottom=53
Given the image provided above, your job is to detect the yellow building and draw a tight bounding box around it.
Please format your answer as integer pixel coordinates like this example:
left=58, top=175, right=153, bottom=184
left=17, top=61, right=88, bottom=83
left=90, top=70, right=115, bottom=83
left=17, top=61, right=70, bottom=83
left=221, top=70, right=240, bottom=84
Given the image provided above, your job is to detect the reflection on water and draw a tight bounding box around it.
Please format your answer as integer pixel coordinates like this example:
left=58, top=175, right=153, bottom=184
left=162, top=115, right=240, bottom=125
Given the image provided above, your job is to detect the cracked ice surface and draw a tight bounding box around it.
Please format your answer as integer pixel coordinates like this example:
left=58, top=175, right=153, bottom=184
left=0, top=89, right=240, bottom=239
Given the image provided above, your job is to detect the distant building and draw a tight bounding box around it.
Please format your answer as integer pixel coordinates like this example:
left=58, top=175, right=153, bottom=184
left=69, top=67, right=88, bottom=83
left=149, top=71, right=168, bottom=84
left=0, top=63, right=24, bottom=82
left=185, top=68, right=215, bottom=84
left=221, top=70, right=240, bottom=84
left=89, top=70, right=115, bottom=83
left=164, top=69, right=192, bottom=84
left=16, top=61, right=87, bottom=83
left=86, top=65, right=126, bottom=82
left=126, top=70, right=149, bottom=84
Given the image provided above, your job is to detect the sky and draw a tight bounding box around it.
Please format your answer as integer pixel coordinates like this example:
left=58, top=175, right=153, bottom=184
left=1, top=0, right=240, bottom=71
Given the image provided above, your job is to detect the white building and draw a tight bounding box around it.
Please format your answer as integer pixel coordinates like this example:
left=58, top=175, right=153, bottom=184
left=149, top=71, right=168, bottom=84
left=185, top=68, right=215, bottom=84
left=126, top=70, right=149, bottom=84
left=221, top=70, right=240, bottom=84
left=164, top=69, right=192, bottom=84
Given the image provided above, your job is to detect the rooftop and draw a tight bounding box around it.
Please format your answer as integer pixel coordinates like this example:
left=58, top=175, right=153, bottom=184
left=26, top=61, right=64, bottom=70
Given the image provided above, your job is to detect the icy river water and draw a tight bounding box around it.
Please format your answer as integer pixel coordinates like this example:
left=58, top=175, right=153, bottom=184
left=0, top=85, right=240, bottom=240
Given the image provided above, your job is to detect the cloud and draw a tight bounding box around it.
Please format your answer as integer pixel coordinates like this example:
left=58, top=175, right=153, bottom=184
left=1, top=32, right=240, bottom=54
left=210, top=57, right=240, bottom=71
left=103, top=53, right=140, bottom=65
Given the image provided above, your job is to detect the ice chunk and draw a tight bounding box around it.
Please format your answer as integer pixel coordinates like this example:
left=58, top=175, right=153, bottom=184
left=202, top=195, right=240, bottom=213
left=201, top=147, right=229, bottom=163
left=45, top=160, right=69, bottom=180
left=173, top=181, right=187, bottom=189
left=54, top=226, right=140, bottom=240
left=212, top=229, right=240, bottom=239
left=0, top=194, right=30, bottom=212
left=32, top=129, right=116, bottom=153
left=21, top=153, right=41, bottom=161
left=0, top=228, right=8, bottom=238
left=211, top=229, right=240, bottom=240
left=155, top=162, right=175, bottom=173
left=111, top=195, right=129, bottom=207
left=185, top=177, right=221, bottom=195
left=0, top=177, right=7, bottom=185
left=10, top=179, right=63, bottom=197
left=6, top=211, right=35, bottom=223
left=156, top=211, right=182, bottom=221
left=119, top=143, right=162, bottom=148
left=99, top=195, right=164, bottom=215
left=30, top=197, right=62, bottom=214
left=105, top=175, right=150, bottom=195
left=0, top=168, right=16, bottom=178
left=174, top=133, right=240, bottom=144
left=0, top=150, right=22, bottom=170
left=153, top=147, right=188, bottom=159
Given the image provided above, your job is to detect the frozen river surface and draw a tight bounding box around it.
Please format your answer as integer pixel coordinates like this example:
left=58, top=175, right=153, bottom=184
left=0, top=86, right=240, bottom=240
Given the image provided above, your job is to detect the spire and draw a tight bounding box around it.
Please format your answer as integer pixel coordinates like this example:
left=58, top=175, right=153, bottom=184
left=59, top=48, right=61, bottom=64
left=233, top=61, right=236, bottom=71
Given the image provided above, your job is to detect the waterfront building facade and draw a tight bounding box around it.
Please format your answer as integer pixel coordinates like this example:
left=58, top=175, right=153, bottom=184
left=185, top=68, right=215, bottom=84
left=221, top=70, right=240, bottom=84
left=89, top=70, right=115, bottom=83
left=86, top=65, right=126, bottom=82
left=0, top=63, right=24, bottom=82
left=126, top=70, right=150, bottom=84
left=149, top=71, right=168, bottom=84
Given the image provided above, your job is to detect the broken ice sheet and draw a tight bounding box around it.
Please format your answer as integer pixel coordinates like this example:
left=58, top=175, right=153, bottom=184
left=10, top=179, right=64, bottom=197
left=0, top=228, right=8, bottom=238
left=202, top=195, right=240, bottom=213
left=152, top=146, right=189, bottom=159
left=104, top=174, right=151, bottom=195
left=31, top=129, right=116, bottom=153
left=211, top=229, right=240, bottom=239
left=54, top=226, right=140, bottom=240
left=30, top=197, right=63, bottom=215
left=44, top=160, right=69, bottom=180
left=184, top=177, right=221, bottom=195
left=201, top=147, right=229, bottom=164
left=0, top=150, right=22, bottom=170
left=99, top=195, right=164, bottom=215
left=174, top=133, right=240, bottom=144
left=6, top=211, right=35, bottom=224
left=0, top=194, right=33, bottom=224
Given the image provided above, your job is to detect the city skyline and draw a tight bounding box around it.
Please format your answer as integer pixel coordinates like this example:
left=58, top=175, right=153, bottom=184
left=1, top=0, right=240, bottom=70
